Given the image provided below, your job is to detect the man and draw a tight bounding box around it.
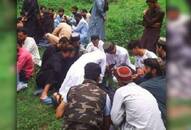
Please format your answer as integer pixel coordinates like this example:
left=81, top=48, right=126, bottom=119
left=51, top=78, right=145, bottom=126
left=88, top=0, right=108, bottom=40
left=72, top=13, right=89, bottom=45
left=127, top=40, right=157, bottom=70
left=17, top=17, right=24, bottom=28
left=81, top=9, right=91, bottom=23
left=140, top=58, right=166, bottom=124
left=21, top=0, right=40, bottom=43
left=56, top=63, right=111, bottom=130
left=36, top=43, right=75, bottom=104
left=54, top=8, right=65, bottom=28
left=17, top=39, right=34, bottom=91
left=111, top=66, right=165, bottom=130
left=41, top=37, right=70, bottom=66
left=59, top=49, right=107, bottom=103
left=156, top=37, right=166, bottom=62
left=70, top=32, right=86, bottom=59
left=67, top=6, right=79, bottom=26
left=103, top=42, right=134, bottom=71
left=86, top=35, right=104, bottom=53
left=140, top=0, right=165, bottom=52
left=17, top=28, right=41, bottom=66
left=45, top=20, right=72, bottom=45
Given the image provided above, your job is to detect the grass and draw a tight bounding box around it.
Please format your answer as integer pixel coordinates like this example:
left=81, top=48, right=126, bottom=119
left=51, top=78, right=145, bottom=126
left=17, top=0, right=167, bottom=129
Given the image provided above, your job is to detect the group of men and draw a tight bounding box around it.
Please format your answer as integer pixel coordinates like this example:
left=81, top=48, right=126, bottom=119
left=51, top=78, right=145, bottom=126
left=17, top=0, right=167, bottom=129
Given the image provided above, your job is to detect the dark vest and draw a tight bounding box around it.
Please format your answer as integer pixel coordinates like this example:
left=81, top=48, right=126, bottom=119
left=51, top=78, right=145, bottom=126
left=63, top=79, right=106, bottom=130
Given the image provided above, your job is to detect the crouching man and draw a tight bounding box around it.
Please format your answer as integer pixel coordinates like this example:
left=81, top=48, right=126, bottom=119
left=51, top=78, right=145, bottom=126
left=56, top=63, right=111, bottom=130
left=111, top=66, right=166, bottom=130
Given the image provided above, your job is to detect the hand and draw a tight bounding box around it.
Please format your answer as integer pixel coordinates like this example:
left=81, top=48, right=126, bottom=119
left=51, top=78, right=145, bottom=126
left=143, top=9, right=148, bottom=15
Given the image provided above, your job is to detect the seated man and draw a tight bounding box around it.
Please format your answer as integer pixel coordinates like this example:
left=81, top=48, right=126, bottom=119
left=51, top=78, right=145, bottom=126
left=17, top=40, right=34, bottom=91
left=36, top=43, right=75, bottom=104
left=111, top=66, right=165, bottom=130
left=67, top=6, right=79, bottom=26
left=127, top=40, right=157, bottom=77
left=72, top=13, right=89, bottom=45
left=17, top=28, right=42, bottom=66
left=140, top=58, right=166, bottom=125
left=45, top=20, right=72, bottom=45
left=81, top=9, right=91, bottom=23
left=86, top=35, right=104, bottom=53
left=54, top=8, right=65, bottom=28
left=17, top=17, right=24, bottom=28
left=56, top=63, right=111, bottom=130
left=103, top=42, right=135, bottom=72
left=157, top=37, right=166, bottom=62
left=41, top=37, right=70, bottom=66
left=59, top=49, right=107, bottom=103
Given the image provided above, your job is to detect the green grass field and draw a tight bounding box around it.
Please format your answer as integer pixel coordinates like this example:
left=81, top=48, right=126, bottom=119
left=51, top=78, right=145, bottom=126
left=16, top=0, right=171, bottom=129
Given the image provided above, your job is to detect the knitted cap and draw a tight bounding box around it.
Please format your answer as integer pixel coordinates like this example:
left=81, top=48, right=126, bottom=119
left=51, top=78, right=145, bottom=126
left=114, top=66, right=133, bottom=82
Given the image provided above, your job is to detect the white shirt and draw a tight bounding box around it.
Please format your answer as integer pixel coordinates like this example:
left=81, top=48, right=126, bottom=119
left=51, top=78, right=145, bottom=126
left=86, top=40, right=104, bottom=53
left=23, top=37, right=41, bottom=66
left=111, top=82, right=165, bottom=130
left=135, top=50, right=157, bottom=69
left=106, top=45, right=135, bottom=70
left=59, top=50, right=106, bottom=102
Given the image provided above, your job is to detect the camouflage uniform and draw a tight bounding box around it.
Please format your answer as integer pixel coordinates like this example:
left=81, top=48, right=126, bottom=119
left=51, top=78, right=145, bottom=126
left=63, top=79, right=107, bottom=130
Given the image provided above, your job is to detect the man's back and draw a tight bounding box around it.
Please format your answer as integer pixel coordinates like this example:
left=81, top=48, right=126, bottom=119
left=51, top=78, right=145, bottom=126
left=63, top=80, right=106, bottom=130
left=52, top=22, right=72, bottom=39
left=111, top=82, right=165, bottom=130
left=59, top=50, right=106, bottom=101
left=140, top=76, right=166, bottom=124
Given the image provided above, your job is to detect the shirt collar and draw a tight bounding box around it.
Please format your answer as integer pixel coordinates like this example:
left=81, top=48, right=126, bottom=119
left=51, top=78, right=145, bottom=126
left=83, top=79, right=98, bottom=85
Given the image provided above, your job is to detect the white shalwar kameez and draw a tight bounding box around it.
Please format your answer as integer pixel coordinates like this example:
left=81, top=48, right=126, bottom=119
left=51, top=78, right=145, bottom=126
left=111, top=82, right=166, bottom=130
left=59, top=50, right=106, bottom=102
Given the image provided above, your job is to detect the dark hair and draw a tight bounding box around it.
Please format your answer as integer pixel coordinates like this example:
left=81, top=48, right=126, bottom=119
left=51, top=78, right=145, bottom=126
left=17, top=28, right=28, bottom=35
left=58, top=8, right=64, bottom=13
left=81, top=9, right=88, bottom=13
left=157, top=42, right=166, bottom=52
left=60, top=44, right=74, bottom=53
left=144, top=58, right=162, bottom=76
left=71, top=6, right=78, bottom=11
left=75, top=13, right=82, bottom=19
left=17, top=17, right=22, bottom=23
left=84, top=63, right=101, bottom=81
left=91, top=35, right=99, bottom=41
left=17, top=39, right=23, bottom=46
left=40, top=5, right=46, bottom=10
left=127, top=40, right=141, bottom=50
left=59, top=37, right=69, bottom=45
left=49, top=8, right=54, bottom=12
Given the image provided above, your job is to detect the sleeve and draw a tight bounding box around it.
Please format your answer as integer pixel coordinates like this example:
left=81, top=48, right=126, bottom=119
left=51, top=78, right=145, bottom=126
left=111, top=90, right=125, bottom=126
left=72, top=21, right=83, bottom=32
left=86, top=43, right=93, bottom=53
left=95, top=0, right=105, bottom=18
left=100, top=56, right=107, bottom=82
left=24, top=41, right=34, bottom=53
left=144, top=10, right=165, bottom=26
left=104, top=94, right=111, bottom=116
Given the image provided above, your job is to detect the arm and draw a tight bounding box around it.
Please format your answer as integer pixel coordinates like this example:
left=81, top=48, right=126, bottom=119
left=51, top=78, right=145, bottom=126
left=111, top=90, right=125, bottom=126
left=72, top=21, right=83, bottom=32
left=56, top=101, right=67, bottom=119
left=144, top=10, right=165, bottom=26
